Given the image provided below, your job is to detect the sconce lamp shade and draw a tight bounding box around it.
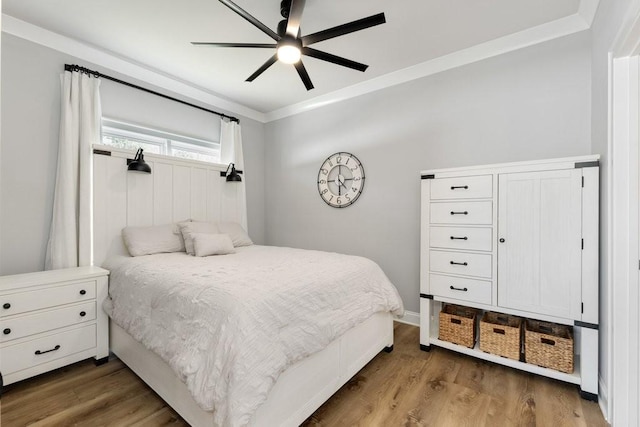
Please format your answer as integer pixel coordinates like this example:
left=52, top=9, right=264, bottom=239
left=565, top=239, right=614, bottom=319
left=127, top=148, right=152, bottom=173
left=223, top=163, right=242, bottom=182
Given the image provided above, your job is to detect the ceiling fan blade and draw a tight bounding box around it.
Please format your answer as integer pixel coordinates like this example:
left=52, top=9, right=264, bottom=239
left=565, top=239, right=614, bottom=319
left=301, top=13, right=386, bottom=46
left=218, top=0, right=280, bottom=41
left=294, top=61, right=314, bottom=90
left=285, top=0, right=306, bottom=37
left=191, top=42, right=277, bottom=48
left=302, top=47, right=368, bottom=72
left=246, top=54, right=278, bottom=82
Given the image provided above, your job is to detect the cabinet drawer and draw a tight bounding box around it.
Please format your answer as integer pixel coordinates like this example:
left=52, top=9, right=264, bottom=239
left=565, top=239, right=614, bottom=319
left=430, top=250, right=492, bottom=279
left=430, top=227, right=493, bottom=251
left=1, top=301, right=96, bottom=343
left=0, top=324, right=96, bottom=375
left=0, top=281, right=96, bottom=317
left=430, top=175, right=493, bottom=200
left=430, top=274, right=492, bottom=305
left=430, top=201, right=492, bottom=225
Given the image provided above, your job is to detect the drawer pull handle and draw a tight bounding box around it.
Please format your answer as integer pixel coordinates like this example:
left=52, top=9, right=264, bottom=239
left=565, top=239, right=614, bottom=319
left=450, top=318, right=462, bottom=325
left=3, top=328, right=11, bottom=335
left=449, top=286, right=468, bottom=292
left=493, top=328, right=506, bottom=335
left=2, top=303, right=10, bottom=309
left=35, top=345, right=61, bottom=355
left=541, top=338, right=556, bottom=346
left=451, top=185, right=468, bottom=190
left=80, top=311, right=86, bottom=317
left=450, top=261, right=468, bottom=266
left=450, top=211, right=468, bottom=215
left=79, top=289, right=87, bottom=295
left=450, top=236, right=468, bottom=240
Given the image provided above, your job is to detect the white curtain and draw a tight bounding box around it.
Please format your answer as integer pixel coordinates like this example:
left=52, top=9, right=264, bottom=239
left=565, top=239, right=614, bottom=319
left=219, top=119, right=248, bottom=231
left=45, top=71, right=102, bottom=270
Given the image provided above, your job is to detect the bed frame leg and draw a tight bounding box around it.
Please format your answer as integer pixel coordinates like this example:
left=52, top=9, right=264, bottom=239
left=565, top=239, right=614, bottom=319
left=383, top=345, right=394, bottom=353
left=94, top=356, right=109, bottom=366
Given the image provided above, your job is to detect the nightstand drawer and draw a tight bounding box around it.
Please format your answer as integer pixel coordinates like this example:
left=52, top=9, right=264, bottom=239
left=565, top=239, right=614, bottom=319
left=430, top=227, right=493, bottom=251
left=0, top=280, right=96, bottom=317
left=430, top=175, right=492, bottom=200
left=430, top=250, right=492, bottom=278
left=1, top=324, right=96, bottom=375
left=430, top=274, right=492, bottom=305
left=430, top=201, right=492, bottom=225
left=1, top=301, right=96, bottom=343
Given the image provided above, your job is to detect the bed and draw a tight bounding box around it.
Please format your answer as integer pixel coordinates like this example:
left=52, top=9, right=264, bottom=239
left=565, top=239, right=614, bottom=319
left=91, top=148, right=404, bottom=427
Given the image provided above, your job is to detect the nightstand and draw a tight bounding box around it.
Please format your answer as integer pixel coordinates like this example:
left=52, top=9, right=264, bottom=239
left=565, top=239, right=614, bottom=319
left=0, top=266, right=109, bottom=386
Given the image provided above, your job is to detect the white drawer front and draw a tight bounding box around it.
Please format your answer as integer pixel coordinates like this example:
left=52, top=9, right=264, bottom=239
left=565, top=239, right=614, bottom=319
left=430, top=251, right=492, bottom=279
left=0, top=324, right=96, bottom=375
left=430, top=274, right=492, bottom=305
left=430, top=227, right=493, bottom=251
left=0, top=281, right=96, bottom=317
left=430, top=175, right=493, bottom=200
left=430, top=201, right=493, bottom=225
left=1, top=301, right=96, bottom=343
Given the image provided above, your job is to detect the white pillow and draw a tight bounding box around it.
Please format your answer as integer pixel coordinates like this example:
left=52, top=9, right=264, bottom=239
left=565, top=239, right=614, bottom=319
left=218, top=221, right=253, bottom=247
left=192, top=233, right=235, bottom=257
left=179, top=221, right=220, bottom=255
left=122, top=223, right=186, bottom=257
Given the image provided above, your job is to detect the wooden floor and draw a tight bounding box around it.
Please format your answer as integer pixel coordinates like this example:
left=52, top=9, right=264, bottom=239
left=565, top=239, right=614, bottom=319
left=0, top=323, right=607, bottom=426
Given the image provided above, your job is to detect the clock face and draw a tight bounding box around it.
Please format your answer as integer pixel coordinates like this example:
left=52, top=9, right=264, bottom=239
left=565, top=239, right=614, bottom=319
left=317, top=152, right=365, bottom=208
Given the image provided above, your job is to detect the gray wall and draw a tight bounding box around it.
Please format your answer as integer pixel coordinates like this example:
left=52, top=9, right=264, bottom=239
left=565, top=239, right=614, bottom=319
left=264, top=32, right=592, bottom=313
left=590, top=0, right=634, bottom=405
left=0, top=34, right=265, bottom=275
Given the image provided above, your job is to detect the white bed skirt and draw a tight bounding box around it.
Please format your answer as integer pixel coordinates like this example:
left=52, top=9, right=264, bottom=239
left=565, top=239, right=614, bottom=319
left=109, top=311, right=394, bottom=427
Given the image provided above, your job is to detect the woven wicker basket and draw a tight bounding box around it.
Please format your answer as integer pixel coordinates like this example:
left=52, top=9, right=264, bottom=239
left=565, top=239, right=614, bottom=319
left=438, top=304, right=479, bottom=348
left=524, top=320, right=574, bottom=373
left=479, top=312, right=522, bottom=360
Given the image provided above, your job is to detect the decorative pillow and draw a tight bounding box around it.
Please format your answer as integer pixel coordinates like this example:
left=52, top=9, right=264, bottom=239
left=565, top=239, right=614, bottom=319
left=217, top=221, right=253, bottom=247
left=122, top=223, right=186, bottom=256
left=192, top=233, right=236, bottom=257
left=179, top=221, right=220, bottom=255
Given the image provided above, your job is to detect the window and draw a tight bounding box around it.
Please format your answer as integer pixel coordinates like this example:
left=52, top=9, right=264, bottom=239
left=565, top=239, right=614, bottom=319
left=101, top=119, right=221, bottom=164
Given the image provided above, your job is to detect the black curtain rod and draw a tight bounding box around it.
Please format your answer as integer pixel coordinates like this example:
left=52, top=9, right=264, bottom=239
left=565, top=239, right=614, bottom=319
left=64, top=64, right=240, bottom=123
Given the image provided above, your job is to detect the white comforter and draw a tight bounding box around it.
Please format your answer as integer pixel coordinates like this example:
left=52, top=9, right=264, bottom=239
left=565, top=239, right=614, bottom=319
left=103, top=245, right=403, bottom=426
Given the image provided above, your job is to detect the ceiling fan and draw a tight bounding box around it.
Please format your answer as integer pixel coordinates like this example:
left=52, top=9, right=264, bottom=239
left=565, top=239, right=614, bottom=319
left=192, top=0, right=386, bottom=90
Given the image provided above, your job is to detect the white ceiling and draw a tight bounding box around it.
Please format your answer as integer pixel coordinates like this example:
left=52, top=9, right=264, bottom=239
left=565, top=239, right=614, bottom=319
left=3, top=0, right=594, bottom=118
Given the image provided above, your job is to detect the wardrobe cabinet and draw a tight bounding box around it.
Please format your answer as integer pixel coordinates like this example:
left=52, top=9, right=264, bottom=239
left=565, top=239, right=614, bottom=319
left=419, top=155, right=599, bottom=400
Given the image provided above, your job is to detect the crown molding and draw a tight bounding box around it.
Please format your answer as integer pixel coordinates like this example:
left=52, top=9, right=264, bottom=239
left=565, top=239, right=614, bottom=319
left=3, top=1, right=599, bottom=124
left=265, top=7, right=595, bottom=122
left=1, top=14, right=267, bottom=123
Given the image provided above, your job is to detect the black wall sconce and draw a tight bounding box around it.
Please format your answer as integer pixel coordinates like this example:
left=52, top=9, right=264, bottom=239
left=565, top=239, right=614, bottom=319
left=220, top=163, right=242, bottom=182
left=127, top=148, right=152, bottom=174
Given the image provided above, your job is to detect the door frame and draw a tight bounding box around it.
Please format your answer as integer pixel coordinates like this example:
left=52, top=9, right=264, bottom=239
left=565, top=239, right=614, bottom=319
left=609, top=3, right=640, bottom=425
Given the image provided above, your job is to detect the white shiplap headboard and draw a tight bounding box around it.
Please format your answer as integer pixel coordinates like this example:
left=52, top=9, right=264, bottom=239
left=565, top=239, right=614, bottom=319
left=92, top=145, right=243, bottom=266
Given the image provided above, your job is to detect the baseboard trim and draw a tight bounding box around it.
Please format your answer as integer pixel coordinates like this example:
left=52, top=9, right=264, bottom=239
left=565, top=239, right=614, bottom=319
left=598, top=375, right=609, bottom=422
left=395, top=310, right=419, bottom=327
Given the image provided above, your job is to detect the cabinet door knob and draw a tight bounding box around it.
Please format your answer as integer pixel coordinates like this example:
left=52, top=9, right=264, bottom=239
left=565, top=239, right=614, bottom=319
left=80, top=311, right=86, bottom=317
left=3, top=328, right=11, bottom=335
left=2, top=303, right=10, bottom=309
left=499, top=238, right=506, bottom=243
left=79, top=289, right=87, bottom=295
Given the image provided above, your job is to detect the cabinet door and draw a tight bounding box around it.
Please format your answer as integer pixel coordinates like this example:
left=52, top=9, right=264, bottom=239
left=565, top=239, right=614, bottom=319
left=497, top=169, right=582, bottom=319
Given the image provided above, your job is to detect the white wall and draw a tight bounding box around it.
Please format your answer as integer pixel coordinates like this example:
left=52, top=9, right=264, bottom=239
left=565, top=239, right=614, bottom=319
left=0, top=34, right=265, bottom=275
left=264, top=31, right=592, bottom=314
left=590, top=0, right=635, bottom=410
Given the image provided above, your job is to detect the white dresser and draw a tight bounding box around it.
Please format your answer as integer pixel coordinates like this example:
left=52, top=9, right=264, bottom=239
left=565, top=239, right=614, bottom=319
left=420, top=155, right=599, bottom=400
left=0, top=266, right=109, bottom=386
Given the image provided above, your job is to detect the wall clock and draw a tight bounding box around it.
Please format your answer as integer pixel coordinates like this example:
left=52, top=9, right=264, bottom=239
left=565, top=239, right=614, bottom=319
left=317, top=152, right=365, bottom=208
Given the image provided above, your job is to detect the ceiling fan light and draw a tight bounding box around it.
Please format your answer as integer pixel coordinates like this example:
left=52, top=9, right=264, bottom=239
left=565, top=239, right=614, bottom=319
left=277, top=44, right=301, bottom=64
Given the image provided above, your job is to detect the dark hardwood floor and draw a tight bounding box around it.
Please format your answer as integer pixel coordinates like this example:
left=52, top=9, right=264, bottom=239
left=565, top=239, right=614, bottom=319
left=0, top=323, right=607, bottom=426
